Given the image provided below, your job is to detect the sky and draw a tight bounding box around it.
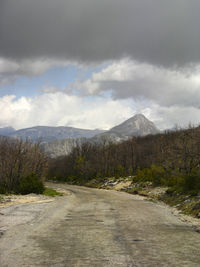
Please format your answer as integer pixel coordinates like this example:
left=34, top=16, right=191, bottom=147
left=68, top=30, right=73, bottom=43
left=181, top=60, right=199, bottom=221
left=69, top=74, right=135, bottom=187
left=1, top=0, right=200, bottom=130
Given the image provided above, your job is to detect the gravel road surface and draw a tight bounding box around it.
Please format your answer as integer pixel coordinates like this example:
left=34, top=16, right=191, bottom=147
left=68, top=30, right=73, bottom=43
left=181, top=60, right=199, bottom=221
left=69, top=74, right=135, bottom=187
left=0, top=183, right=200, bottom=267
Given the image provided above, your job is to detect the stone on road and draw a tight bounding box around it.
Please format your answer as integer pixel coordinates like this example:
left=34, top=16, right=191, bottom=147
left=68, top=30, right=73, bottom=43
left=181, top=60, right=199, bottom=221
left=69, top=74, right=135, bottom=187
left=0, top=184, right=200, bottom=266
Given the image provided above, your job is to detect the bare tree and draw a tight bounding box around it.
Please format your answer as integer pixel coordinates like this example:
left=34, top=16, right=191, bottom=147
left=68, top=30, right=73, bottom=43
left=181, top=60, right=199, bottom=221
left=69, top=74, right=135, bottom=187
left=0, top=137, right=47, bottom=192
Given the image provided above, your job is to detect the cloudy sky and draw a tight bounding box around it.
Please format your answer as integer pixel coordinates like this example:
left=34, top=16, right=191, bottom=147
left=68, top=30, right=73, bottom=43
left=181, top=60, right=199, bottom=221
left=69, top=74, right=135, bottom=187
left=1, top=0, right=200, bottom=130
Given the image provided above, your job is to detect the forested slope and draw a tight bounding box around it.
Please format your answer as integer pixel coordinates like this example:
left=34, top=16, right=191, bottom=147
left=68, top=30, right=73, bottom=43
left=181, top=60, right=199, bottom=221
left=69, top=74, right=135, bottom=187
left=48, top=125, right=200, bottom=193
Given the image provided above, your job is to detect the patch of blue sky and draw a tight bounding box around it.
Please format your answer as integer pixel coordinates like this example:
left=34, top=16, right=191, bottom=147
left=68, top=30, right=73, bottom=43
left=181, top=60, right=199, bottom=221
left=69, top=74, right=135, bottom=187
left=0, top=62, right=109, bottom=98
left=0, top=65, right=80, bottom=98
left=0, top=62, right=110, bottom=98
left=78, top=61, right=110, bottom=81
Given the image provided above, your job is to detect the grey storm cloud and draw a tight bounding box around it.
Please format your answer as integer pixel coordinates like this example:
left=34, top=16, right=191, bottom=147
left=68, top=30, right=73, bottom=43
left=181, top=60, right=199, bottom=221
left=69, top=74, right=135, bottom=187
left=1, top=0, right=200, bottom=67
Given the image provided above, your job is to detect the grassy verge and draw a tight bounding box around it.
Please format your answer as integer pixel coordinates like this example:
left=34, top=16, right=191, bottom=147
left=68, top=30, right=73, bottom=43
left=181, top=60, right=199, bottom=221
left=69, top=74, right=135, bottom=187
left=43, top=187, right=64, bottom=197
left=0, top=195, right=4, bottom=202
left=0, top=187, right=63, bottom=199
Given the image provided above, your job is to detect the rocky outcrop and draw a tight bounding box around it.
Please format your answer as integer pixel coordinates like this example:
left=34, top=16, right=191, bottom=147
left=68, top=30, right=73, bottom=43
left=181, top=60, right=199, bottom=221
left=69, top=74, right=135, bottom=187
left=41, top=138, right=86, bottom=158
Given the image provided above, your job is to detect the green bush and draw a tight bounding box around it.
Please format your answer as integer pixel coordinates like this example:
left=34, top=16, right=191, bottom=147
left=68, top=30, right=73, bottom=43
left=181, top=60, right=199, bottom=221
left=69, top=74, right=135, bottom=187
left=0, top=185, right=8, bottom=194
left=135, top=168, right=153, bottom=182
left=151, top=165, right=166, bottom=186
left=165, top=175, right=183, bottom=187
left=115, top=164, right=126, bottom=178
left=182, top=171, right=200, bottom=193
left=135, top=165, right=167, bottom=186
left=16, top=174, right=45, bottom=195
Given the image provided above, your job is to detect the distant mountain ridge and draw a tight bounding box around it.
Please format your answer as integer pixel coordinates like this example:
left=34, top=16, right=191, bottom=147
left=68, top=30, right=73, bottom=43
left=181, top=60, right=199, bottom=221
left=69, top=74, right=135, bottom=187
left=0, top=127, right=15, bottom=136
left=6, top=126, right=105, bottom=142
left=42, top=114, right=160, bottom=157
left=0, top=114, right=160, bottom=158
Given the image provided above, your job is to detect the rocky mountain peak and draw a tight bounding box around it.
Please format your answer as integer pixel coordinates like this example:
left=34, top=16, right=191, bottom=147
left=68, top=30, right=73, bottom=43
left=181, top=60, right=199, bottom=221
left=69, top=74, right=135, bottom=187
left=110, top=114, right=159, bottom=137
left=132, top=113, right=146, bottom=120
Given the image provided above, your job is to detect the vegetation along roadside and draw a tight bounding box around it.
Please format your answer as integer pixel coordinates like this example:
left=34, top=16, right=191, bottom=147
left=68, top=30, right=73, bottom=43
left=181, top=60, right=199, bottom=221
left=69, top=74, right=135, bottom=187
left=1, top=125, right=200, bottom=220
left=0, top=137, right=62, bottom=203
left=47, top=125, right=200, bottom=219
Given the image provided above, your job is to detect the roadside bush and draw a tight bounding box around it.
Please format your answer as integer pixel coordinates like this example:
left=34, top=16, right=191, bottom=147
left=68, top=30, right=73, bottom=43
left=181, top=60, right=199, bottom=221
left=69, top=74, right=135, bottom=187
left=182, top=171, right=200, bottom=193
left=0, top=185, right=7, bottom=194
left=114, top=164, right=126, bottom=178
left=135, top=168, right=153, bottom=182
left=165, top=174, right=183, bottom=187
left=151, top=165, right=166, bottom=186
left=16, top=174, right=45, bottom=195
left=135, top=165, right=167, bottom=186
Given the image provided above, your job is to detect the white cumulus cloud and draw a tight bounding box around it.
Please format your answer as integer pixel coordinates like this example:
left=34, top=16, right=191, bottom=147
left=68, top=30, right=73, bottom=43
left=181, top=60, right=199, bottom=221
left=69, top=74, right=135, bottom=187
left=0, top=93, right=134, bottom=130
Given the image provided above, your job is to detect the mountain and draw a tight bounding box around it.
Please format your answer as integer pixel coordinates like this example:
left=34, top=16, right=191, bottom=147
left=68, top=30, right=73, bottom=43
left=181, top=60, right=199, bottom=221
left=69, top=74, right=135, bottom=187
left=43, top=114, right=160, bottom=157
left=2, top=115, right=159, bottom=157
left=109, top=114, right=159, bottom=137
left=8, top=126, right=105, bottom=142
left=91, top=114, right=159, bottom=143
left=0, top=126, right=15, bottom=136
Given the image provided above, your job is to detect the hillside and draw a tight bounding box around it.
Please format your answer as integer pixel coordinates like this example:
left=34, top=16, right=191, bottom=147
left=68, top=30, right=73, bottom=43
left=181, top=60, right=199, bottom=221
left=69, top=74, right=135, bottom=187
left=0, top=127, right=15, bottom=136
left=41, top=138, right=86, bottom=158
left=7, top=126, right=105, bottom=142
left=43, top=114, right=159, bottom=157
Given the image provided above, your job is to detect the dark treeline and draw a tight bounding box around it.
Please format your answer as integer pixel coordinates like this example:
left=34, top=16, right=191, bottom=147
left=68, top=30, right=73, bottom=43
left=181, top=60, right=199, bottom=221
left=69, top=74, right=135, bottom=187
left=48, top=126, right=200, bottom=191
left=0, top=137, right=47, bottom=194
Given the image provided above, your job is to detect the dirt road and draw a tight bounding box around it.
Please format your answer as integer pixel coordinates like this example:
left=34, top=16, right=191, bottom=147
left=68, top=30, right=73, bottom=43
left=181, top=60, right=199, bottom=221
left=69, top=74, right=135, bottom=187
left=0, top=183, right=200, bottom=266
